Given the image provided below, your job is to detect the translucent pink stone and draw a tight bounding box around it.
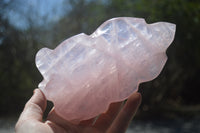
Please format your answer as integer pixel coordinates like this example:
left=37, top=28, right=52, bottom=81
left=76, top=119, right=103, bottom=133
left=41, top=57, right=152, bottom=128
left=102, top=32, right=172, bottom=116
left=35, top=17, right=176, bottom=123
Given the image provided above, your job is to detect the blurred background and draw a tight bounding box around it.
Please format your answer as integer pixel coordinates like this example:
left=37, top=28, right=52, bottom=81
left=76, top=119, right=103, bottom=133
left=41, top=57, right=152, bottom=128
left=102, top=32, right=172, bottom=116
left=0, top=0, right=200, bottom=132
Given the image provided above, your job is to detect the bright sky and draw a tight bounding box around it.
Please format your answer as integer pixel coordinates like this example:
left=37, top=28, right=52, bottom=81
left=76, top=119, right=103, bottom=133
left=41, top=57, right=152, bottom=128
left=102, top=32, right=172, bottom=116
left=4, top=0, right=72, bottom=30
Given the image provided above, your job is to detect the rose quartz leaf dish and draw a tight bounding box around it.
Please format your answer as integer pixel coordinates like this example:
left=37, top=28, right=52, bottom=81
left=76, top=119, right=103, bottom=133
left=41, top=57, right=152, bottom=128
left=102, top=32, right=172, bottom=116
left=35, top=17, right=176, bottom=123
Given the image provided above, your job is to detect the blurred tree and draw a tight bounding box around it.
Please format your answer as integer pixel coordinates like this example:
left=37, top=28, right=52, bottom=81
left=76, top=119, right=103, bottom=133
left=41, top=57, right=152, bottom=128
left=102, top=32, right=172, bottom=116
left=101, top=0, right=200, bottom=117
left=116, top=0, right=200, bottom=116
left=134, top=0, right=200, bottom=106
left=0, top=0, right=44, bottom=114
left=0, top=17, right=36, bottom=114
left=50, top=0, right=108, bottom=44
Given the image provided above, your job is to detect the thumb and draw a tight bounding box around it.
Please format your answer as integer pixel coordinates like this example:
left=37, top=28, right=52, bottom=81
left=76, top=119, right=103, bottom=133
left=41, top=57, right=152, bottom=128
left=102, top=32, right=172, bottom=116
left=18, top=89, right=47, bottom=122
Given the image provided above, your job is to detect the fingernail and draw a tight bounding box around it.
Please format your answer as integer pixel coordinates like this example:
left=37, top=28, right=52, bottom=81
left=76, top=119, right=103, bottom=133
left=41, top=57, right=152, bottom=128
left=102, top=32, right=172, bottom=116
left=33, top=89, right=37, bottom=94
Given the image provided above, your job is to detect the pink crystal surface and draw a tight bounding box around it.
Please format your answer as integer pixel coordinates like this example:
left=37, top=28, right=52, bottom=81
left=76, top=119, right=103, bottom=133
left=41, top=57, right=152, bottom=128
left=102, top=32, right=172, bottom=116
left=35, top=17, right=176, bottom=123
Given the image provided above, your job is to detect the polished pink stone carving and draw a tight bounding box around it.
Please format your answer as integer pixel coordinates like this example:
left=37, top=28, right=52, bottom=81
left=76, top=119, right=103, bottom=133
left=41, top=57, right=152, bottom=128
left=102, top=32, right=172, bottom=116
left=35, top=17, right=176, bottom=123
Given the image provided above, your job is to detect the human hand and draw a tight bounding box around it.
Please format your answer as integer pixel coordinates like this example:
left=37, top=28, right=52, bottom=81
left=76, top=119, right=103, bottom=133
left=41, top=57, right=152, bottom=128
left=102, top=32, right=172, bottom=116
left=15, top=89, right=141, bottom=133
